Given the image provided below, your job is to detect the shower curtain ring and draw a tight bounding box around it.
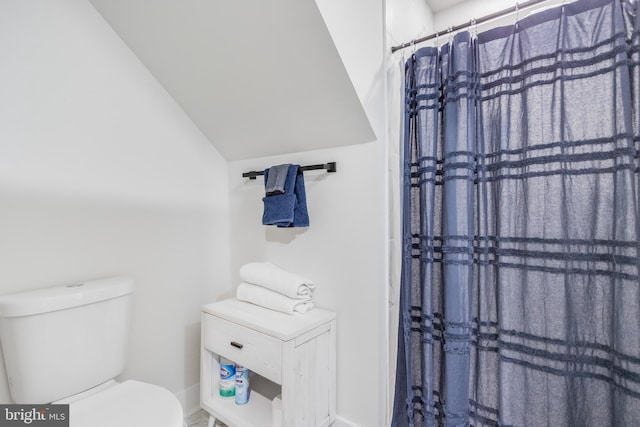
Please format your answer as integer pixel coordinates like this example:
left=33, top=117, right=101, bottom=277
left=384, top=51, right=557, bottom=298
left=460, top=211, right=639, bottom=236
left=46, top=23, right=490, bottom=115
left=515, top=1, right=520, bottom=29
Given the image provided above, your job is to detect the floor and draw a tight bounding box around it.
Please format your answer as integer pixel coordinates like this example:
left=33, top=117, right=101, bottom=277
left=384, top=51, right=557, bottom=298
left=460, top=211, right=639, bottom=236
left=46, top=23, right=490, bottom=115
left=185, top=409, right=227, bottom=427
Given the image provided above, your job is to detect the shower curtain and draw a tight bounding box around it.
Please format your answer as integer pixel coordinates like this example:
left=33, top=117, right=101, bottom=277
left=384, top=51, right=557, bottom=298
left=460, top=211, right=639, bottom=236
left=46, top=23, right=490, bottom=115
left=393, top=0, right=640, bottom=426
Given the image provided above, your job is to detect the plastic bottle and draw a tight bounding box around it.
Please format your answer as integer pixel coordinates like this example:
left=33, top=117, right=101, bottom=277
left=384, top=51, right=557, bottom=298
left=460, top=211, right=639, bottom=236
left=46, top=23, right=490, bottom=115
left=235, top=365, right=250, bottom=405
left=219, top=357, right=236, bottom=398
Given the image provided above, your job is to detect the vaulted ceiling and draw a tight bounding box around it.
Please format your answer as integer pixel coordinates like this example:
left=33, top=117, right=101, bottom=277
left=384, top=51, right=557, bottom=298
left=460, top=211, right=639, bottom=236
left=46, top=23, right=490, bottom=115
left=89, top=0, right=375, bottom=160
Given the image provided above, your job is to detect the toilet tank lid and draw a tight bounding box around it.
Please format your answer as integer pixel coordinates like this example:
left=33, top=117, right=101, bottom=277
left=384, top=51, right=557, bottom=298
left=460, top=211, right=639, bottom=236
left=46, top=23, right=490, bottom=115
left=0, top=276, right=134, bottom=318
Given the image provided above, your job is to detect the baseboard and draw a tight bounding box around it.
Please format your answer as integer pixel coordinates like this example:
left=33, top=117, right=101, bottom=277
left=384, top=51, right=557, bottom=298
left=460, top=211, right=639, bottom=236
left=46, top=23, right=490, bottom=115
left=175, top=382, right=201, bottom=417
left=333, top=415, right=361, bottom=427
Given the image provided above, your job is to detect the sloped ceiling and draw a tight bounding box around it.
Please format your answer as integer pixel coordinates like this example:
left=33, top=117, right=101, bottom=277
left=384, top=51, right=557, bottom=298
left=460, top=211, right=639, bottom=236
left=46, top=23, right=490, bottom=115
left=89, top=0, right=375, bottom=160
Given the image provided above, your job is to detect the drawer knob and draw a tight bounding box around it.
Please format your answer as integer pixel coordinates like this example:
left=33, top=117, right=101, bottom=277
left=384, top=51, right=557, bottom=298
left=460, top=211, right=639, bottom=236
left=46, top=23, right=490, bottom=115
left=230, top=341, right=244, bottom=349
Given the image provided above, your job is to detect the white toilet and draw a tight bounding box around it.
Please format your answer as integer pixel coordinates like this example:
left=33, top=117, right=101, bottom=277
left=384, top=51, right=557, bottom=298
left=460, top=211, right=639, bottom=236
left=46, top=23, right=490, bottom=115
left=0, top=276, right=183, bottom=427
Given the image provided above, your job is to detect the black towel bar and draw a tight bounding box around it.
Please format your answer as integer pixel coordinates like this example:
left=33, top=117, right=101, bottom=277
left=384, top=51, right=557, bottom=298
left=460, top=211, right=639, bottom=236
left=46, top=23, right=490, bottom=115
left=242, top=162, right=337, bottom=180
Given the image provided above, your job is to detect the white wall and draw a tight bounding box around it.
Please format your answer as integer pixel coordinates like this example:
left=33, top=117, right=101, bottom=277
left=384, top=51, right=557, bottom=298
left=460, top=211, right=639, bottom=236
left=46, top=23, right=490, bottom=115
left=433, top=0, right=568, bottom=37
left=432, top=0, right=516, bottom=34
left=0, top=0, right=230, bottom=412
left=228, top=0, right=387, bottom=425
left=229, top=144, right=385, bottom=427
left=386, top=0, right=434, bottom=49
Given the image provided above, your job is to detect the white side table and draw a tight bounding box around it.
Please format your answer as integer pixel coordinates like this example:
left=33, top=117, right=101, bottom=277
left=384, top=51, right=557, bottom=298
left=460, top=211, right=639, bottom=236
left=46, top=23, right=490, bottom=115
left=200, top=298, right=337, bottom=427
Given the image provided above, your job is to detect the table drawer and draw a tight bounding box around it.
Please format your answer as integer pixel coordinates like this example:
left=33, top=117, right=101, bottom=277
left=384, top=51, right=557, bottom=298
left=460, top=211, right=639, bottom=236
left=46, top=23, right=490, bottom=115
left=202, top=313, right=282, bottom=384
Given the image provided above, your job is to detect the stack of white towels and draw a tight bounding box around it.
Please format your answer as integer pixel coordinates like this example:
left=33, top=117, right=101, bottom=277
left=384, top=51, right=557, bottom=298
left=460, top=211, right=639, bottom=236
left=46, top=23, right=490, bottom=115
left=236, top=262, right=315, bottom=315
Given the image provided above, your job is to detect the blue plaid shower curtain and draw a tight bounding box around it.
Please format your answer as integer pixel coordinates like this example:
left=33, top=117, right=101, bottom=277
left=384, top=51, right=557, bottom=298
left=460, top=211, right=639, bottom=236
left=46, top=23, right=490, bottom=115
left=393, top=0, right=640, bottom=425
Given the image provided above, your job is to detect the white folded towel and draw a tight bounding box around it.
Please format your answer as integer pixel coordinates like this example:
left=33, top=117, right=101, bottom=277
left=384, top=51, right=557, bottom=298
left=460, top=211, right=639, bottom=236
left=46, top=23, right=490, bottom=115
left=239, top=262, right=315, bottom=299
left=236, top=282, right=314, bottom=315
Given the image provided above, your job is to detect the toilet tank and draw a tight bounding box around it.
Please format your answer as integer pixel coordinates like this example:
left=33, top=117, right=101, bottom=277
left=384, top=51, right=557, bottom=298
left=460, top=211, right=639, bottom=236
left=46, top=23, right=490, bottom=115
left=0, top=276, right=134, bottom=403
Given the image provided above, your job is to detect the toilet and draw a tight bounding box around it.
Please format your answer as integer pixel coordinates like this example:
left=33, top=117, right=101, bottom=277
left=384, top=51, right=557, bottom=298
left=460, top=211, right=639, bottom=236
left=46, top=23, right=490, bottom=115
left=0, top=276, right=183, bottom=427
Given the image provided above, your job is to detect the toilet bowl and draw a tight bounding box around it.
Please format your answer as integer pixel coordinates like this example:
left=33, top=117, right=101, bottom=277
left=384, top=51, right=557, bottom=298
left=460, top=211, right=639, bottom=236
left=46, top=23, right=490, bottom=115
left=0, top=276, right=183, bottom=427
left=56, top=380, right=183, bottom=427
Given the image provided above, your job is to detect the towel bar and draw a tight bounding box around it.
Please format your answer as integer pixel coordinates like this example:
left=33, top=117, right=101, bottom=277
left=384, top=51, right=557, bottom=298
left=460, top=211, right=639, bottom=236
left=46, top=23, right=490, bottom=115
left=242, top=162, right=337, bottom=180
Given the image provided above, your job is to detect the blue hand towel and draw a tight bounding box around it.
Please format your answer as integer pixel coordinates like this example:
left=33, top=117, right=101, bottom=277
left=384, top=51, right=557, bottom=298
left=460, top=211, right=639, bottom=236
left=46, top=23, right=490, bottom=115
left=262, top=164, right=309, bottom=227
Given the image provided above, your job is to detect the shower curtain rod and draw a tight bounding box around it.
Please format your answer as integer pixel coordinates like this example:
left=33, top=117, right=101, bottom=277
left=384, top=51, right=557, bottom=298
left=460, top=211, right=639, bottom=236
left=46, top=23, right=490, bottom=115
left=391, top=0, right=555, bottom=53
